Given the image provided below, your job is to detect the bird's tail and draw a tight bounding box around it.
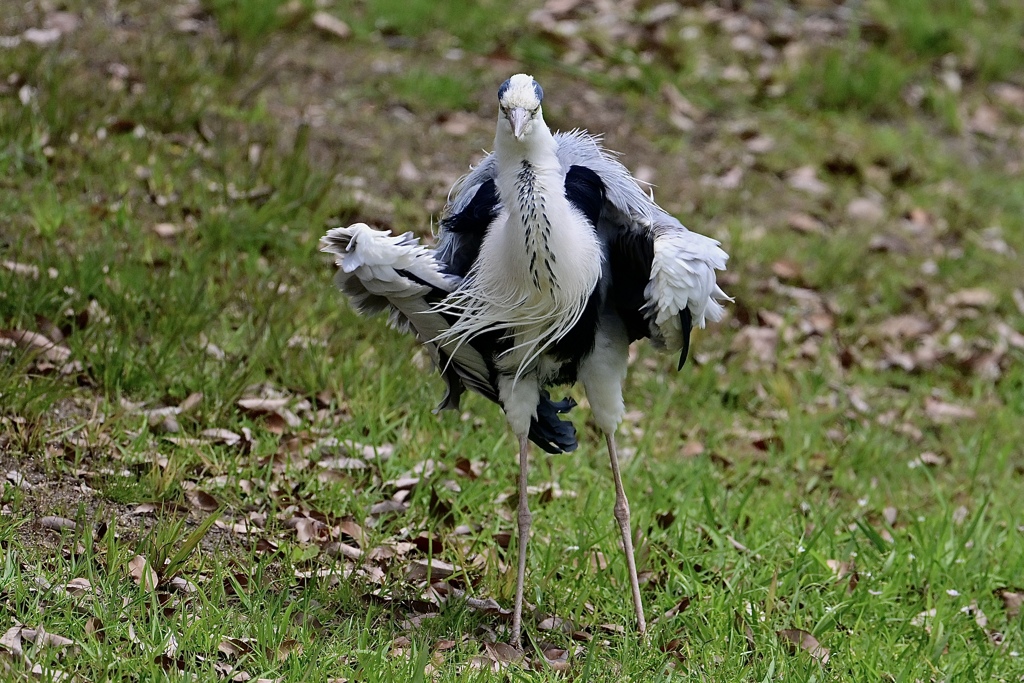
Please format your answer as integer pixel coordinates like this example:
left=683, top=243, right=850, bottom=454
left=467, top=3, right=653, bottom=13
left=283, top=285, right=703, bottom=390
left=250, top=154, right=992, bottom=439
left=321, top=224, right=579, bottom=454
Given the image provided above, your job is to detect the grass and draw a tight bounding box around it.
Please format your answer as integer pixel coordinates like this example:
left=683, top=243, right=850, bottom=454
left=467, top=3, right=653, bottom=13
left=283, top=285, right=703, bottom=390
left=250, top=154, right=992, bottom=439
left=2, top=0, right=1024, bottom=680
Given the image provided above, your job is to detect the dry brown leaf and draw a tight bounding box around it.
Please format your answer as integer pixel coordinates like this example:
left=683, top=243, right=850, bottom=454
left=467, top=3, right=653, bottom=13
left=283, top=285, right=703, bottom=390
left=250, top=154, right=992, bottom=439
left=287, top=517, right=330, bottom=544
left=369, top=499, right=408, bottom=516
left=882, top=507, right=897, bottom=526
left=846, top=197, right=885, bottom=224
left=153, top=223, right=183, bottom=238
left=199, top=428, right=245, bottom=446
left=277, top=638, right=302, bottom=661
left=484, top=641, right=523, bottom=665
left=186, top=490, right=219, bottom=511
left=65, top=577, right=94, bottom=596
left=771, top=259, right=802, bottom=282
left=327, top=542, right=362, bottom=561
left=128, top=554, right=159, bottom=591
left=656, top=597, right=689, bottom=622
left=787, top=166, right=829, bottom=195
left=40, top=516, right=77, bottom=532
left=468, top=655, right=499, bottom=671
left=787, top=212, right=826, bottom=235
left=318, top=456, right=367, bottom=470
left=312, top=11, right=351, bottom=39
left=406, top=559, right=457, bottom=582
left=0, top=626, right=23, bottom=656
left=338, top=519, right=366, bottom=547
left=945, top=288, right=997, bottom=309
left=924, top=397, right=976, bottom=423
left=238, top=397, right=301, bottom=430
left=777, top=628, right=829, bottom=665
left=219, top=637, right=254, bottom=659
left=2, top=260, right=40, bottom=278
left=177, top=392, right=204, bottom=415
left=681, top=440, right=704, bottom=458
left=540, top=646, right=570, bottom=671
left=874, top=315, right=933, bottom=339
left=538, top=616, right=568, bottom=632
left=23, top=626, right=75, bottom=650
left=1, top=329, right=71, bottom=363
left=84, top=617, right=103, bottom=640
left=1000, top=590, right=1022, bottom=619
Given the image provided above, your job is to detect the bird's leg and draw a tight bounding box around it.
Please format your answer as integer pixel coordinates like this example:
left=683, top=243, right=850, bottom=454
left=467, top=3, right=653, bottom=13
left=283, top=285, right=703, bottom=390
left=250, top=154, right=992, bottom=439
left=511, top=433, right=531, bottom=649
left=605, top=431, right=647, bottom=635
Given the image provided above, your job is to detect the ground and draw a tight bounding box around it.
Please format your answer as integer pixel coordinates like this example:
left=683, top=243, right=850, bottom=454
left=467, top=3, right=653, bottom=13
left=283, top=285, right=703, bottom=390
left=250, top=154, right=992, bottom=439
left=2, top=0, right=1024, bottom=680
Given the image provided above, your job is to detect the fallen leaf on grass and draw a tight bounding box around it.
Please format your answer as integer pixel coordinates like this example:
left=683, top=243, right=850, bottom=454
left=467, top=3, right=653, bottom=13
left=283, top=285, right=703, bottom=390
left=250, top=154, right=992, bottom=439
left=218, top=637, right=254, bottom=659
left=883, top=507, right=898, bottom=526
left=945, top=288, right=997, bottom=309
left=787, top=165, right=829, bottom=195
left=538, top=646, right=570, bottom=671
left=663, top=597, right=692, bottom=620
left=826, top=559, right=854, bottom=581
left=484, top=642, right=523, bottom=665
left=1, top=329, right=71, bottom=363
left=152, top=222, right=183, bottom=238
left=128, top=555, right=159, bottom=591
left=924, top=397, right=976, bottom=423
left=65, top=577, right=95, bottom=596
left=277, top=639, right=302, bottom=661
left=1, top=626, right=75, bottom=658
left=771, top=259, right=802, bottom=282
left=237, top=397, right=301, bottom=432
left=198, top=428, right=251, bottom=448
left=1, top=260, right=39, bottom=278
left=846, top=196, right=885, bottom=224
left=787, top=212, right=826, bottom=234
left=874, top=314, right=933, bottom=339
left=285, top=516, right=330, bottom=544
left=537, top=616, right=569, bottom=632
left=40, top=516, right=77, bottom=532
left=186, top=490, right=219, bottom=511
left=406, top=559, right=457, bottom=582
left=318, top=456, right=367, bottom=471
left=777, top=628, right=829, bottom=665
left=326, top=542, right=362, bottom=561
left=84, top=617, right=103, bottom=640
left=312, top=11, right=351, bottom=39
left=999, top=590, right=1022, bottom=619
left=6, top=470, right=31, bottom=490
left=0, top=626, right=24, bottom=656
left=369, top=499, right=408, bottom=516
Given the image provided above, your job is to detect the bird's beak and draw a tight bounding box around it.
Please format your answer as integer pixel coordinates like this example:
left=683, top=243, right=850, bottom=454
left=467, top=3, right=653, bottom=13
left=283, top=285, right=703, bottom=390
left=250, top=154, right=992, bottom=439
left=509, top=107, right=530, bottom=140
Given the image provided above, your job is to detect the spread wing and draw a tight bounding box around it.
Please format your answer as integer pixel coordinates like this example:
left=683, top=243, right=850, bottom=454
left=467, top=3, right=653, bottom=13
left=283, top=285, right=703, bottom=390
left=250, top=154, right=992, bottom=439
left=329, top=201, right=578, bottom=453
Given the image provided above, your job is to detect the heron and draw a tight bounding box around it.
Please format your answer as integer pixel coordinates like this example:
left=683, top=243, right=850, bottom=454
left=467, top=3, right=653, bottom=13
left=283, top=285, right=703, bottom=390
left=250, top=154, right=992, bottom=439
left=322, top=74, right=730, bottom=648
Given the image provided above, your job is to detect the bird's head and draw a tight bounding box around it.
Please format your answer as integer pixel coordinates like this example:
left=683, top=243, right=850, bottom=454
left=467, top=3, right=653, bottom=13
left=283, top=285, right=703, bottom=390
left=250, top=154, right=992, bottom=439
left=497, top=74, right=544, bottom=141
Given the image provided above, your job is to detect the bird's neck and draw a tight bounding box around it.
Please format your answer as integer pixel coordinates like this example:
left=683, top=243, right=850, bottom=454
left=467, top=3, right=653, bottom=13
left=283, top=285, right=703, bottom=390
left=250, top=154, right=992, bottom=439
left=493, top=115, right=559, bottom=171
left=493, top=118, right=564, bottom=238
left=493, top=124, right=572, bottom=292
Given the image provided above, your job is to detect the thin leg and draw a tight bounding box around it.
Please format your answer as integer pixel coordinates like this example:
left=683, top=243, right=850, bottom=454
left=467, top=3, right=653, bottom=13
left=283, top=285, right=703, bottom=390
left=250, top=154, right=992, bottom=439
left=606, top=432, right=647, bottom=635
left=511, top=433, right=531, bottom=649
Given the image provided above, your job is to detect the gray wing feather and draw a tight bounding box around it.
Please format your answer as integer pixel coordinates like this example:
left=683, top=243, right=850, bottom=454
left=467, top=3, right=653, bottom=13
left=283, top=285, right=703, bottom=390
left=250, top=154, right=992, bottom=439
left=321, top=224, right=496, bottom=408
